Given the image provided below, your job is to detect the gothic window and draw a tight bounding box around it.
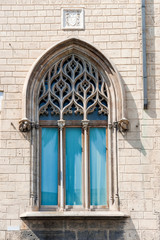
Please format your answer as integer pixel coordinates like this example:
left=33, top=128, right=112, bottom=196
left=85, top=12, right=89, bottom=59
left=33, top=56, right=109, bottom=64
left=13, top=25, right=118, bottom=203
left=38, top=54, right=109, bottom=210
left=19, top=38, right=128, bottom=215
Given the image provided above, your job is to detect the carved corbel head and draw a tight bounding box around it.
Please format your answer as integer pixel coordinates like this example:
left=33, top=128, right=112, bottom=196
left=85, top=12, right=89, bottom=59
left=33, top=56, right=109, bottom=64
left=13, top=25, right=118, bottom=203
left=19, top=118, right=31, bottom=132
left=118, top=118, right=129, bottom=134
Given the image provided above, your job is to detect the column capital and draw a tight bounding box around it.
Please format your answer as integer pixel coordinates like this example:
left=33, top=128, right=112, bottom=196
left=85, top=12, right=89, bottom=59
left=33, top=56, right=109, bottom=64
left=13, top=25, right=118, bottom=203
left=58, top=120, right=65, bottom=129
left=81, top=120, right=89, bottom=129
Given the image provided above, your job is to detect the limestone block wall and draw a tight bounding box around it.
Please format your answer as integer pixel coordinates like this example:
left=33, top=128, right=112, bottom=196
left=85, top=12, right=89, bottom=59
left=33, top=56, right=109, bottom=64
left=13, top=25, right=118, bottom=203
left=0, top=0, right=160, bottom=239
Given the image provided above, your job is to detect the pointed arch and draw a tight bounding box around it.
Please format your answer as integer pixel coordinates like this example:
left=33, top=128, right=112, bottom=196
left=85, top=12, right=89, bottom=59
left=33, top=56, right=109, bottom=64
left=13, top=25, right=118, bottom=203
left=22, top=38, right=127, bottom=125
left=20, top=38, right=128, bottom=212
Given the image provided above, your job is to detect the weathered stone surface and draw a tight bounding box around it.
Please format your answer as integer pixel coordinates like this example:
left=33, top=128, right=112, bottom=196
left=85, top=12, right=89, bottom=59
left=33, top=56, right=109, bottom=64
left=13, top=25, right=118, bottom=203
left=77, top=230, right=108, bottom=240
left=23, top=219, right=66, bottom=230
left=20, top=230, right=39, bottom=240
left=20, top=230, right=76, bottom=240
left=6, top=231, right=20, bottom=240
left=109, top=231, right=124, bottom=240
left=109, top=230, right=140, bottom=240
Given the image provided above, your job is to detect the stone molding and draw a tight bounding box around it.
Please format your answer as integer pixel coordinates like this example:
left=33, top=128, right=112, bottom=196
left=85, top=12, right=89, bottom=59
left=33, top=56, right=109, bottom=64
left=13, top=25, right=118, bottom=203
left=20, top=211, right=129, bottom=219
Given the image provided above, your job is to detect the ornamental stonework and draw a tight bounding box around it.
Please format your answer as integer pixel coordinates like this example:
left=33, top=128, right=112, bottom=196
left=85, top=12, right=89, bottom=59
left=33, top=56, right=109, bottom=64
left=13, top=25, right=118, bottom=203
left=62, top=9, right=84, bottom=30
left=38, top=54, right=108, bottom=120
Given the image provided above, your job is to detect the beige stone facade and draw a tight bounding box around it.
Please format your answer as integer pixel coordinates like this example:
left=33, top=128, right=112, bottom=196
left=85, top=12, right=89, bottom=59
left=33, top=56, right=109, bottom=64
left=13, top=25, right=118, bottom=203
left=0, top=0, right=160, bottom=239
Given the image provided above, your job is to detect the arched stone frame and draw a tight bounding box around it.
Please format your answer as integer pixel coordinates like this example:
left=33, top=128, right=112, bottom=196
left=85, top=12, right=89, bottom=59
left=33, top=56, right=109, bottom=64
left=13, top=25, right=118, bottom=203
left=20, top=38, right=129, bottom=212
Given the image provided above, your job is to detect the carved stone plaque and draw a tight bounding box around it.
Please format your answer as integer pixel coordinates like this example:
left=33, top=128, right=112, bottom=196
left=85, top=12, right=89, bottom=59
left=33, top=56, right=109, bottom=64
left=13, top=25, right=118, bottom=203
left=62, top=9, right=84, bottom=30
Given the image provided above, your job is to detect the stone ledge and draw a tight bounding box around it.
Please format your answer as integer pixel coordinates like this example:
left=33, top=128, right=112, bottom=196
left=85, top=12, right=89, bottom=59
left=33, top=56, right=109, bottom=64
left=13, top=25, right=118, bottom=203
left=20, top=211, right=129, bottom=219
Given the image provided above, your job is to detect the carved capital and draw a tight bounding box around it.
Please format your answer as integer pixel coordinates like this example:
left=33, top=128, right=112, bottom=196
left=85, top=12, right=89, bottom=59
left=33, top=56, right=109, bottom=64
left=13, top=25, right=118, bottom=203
left=58, top=120, right=65, bottom=129
left=19, top=118, right=31, bottom=132
left=118, top=118, right=129, bottom=133
left=81, top=120, right=89, bottom=130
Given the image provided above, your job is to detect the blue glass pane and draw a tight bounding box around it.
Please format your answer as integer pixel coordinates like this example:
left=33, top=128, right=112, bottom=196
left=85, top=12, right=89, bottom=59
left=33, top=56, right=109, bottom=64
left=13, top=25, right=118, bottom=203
left=39, top=105, right=60, bottom=120
left=63, top=112, right=83, bottom=120
left=90, top=128, right=107, bottom=205
left=40, top=113, right=59, bottom=121
left=41, top=128, right=58, bottom=205
left=63, top=105, right=83, bottom=120
left=66, top=128, right=82, bottom=205
left=87, top=106, right=108, bottom=120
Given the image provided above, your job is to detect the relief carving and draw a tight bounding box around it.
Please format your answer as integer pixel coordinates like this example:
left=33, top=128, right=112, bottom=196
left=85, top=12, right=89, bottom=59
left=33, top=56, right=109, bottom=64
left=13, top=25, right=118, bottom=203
left=19, top=118, right=31, bottom=132
left=62, top=9, right=84, bottom=29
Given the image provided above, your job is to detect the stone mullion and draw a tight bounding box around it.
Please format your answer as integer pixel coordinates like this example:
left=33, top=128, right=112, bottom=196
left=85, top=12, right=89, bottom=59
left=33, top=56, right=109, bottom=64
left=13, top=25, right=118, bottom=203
left=82, top=120, right=89, bottom=210
left=58, top=120, right=65, bottom=210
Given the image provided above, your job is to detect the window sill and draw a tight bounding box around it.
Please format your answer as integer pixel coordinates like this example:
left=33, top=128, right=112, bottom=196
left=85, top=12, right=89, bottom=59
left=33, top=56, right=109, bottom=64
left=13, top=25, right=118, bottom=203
left=20, top=211, right=129, bottom=219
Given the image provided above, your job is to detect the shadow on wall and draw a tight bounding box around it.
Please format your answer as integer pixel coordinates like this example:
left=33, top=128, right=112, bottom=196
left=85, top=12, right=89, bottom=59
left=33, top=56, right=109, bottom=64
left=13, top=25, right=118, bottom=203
left=145, top=0, right=156, bottom=119
left=120, top=0, right=156, bottom=157
left=6, top=218, right=140, bottom=240
left=123, top=83, right=147, bottom=157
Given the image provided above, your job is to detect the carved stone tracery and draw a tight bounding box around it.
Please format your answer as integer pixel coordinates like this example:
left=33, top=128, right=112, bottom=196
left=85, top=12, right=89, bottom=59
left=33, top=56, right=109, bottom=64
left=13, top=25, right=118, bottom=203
left=38, top=54, right=108, bottom=120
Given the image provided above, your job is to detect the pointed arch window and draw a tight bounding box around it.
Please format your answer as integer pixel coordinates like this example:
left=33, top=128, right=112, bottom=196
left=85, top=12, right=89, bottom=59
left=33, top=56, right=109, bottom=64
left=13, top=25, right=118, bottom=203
left=38, top=54, right=108, bottom=210
left=19, top=39, right=129, bottom=216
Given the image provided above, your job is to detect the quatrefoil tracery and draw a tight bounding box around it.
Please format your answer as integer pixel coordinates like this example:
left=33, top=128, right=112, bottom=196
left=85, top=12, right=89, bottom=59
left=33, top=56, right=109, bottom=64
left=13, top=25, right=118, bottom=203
left=38, top=54, right=108, bottom=120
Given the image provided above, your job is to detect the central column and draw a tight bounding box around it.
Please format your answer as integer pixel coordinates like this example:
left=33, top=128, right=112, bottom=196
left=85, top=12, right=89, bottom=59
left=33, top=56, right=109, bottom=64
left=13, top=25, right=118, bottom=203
left=82, top=120, right=89, bottom=210
left=58, top=120, right=65, bottom=211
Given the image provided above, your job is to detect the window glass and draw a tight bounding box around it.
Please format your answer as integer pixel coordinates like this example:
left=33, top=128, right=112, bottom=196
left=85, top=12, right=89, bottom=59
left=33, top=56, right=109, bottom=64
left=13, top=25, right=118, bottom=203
left=87, top=106, right=108, bottom=121
left=41, top=128, right=58, bottom=205
left=90, top=128, right=107, bottom=205
left=39, top=54, right=108, bottom=209
left=65, top=128, right=82, bottom=205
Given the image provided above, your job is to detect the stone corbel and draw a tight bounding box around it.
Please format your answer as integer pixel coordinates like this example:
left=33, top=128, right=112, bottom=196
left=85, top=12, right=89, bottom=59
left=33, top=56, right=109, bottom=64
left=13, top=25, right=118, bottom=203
left=19, top=118, right=39, bottom=132
left=118, top=118, right=129, bottom=134
left=109, top=118, right=129, bottom=134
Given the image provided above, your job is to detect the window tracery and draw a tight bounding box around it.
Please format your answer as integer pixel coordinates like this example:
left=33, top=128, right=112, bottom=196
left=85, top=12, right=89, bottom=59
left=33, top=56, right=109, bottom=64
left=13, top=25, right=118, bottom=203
left=38, top=54, right=108, bottom=120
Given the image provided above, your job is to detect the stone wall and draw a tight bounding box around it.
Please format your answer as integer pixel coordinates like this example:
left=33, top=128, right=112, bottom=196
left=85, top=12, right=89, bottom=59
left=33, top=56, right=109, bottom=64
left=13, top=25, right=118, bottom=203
left=0, top=0, right=160, bottom=239
left=7, top=218, right=140, bottom=240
